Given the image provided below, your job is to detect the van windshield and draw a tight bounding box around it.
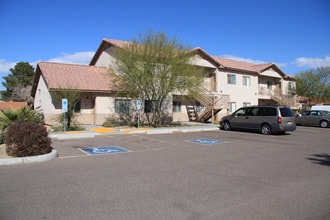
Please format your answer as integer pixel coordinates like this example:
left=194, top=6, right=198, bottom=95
left=280, top=107, right=294, bottom=117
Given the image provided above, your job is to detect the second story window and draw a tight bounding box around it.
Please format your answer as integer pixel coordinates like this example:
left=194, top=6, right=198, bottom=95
left=243, top=76, right=251, bottom=86
left=267, top=81, right=272, bottom=89
left=227, top=74, right=236, bottom=85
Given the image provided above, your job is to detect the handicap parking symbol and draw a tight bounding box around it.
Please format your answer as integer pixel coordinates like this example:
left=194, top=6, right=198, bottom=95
left=81, top=146, right=129, bottom=155
left=190, top=138, right=224, bottom=145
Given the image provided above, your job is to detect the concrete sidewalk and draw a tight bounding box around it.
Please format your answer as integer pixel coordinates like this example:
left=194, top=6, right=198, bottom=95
left=49, top=122, right=220, bottom=140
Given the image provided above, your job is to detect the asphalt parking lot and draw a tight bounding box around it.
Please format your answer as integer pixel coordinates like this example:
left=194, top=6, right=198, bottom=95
left=1, top=126, right=329, bottom=219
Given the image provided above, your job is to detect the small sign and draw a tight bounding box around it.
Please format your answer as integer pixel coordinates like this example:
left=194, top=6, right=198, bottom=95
left=137, top=99, right=142, bottom=110
left=81, top=146, right=129, bottom=155
left=62, top=98, right=68, bottom=113
left=190, top=138, right=224, bottom=145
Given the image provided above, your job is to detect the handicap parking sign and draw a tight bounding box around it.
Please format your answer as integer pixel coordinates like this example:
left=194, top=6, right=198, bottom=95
left=190, top=138, right=224, bottom=145
left=81, top=146, right=129, bottom=155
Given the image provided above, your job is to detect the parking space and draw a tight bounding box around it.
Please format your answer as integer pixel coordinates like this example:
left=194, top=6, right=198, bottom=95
left=3, top=126, right=328, bottom=219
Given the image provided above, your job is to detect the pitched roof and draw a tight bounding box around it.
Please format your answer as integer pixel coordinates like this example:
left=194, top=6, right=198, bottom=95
left=212, top=56, right=294, bottom=79
left=33, top=62, right=116, bottom=93
left=0, top=101, right=27, bottom=111
left=89, top=38, right=130, bottom=65
left=213, top=56, right=269, bottom=73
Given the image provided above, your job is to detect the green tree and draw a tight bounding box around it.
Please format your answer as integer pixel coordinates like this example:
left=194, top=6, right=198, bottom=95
left=111, top=30, right=202, bottom=126
left=296, top=66, right=330, bottom=105
left=51, top=89, right=81, bottom=130
left=1, top=62, right=35, bottom=101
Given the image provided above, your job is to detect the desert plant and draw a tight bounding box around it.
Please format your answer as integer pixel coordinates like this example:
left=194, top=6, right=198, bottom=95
left=5, top=122, right=51, bottom=157
left=0, top=106, right=44, bottom=144
left=0, top=106, right=44, bottom=131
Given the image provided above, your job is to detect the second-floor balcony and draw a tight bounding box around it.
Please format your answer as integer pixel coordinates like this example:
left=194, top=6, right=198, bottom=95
left=258, top=86, right=297, bottom=108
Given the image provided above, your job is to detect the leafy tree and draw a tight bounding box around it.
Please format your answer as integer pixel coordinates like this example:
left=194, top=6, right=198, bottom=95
left=296, top=66, right=330, bottom=105
left=51, top=89, right=81, bottom=130
left=111, top=29, right=202, bottom=126
left=1, top=62, right=35, bottom=101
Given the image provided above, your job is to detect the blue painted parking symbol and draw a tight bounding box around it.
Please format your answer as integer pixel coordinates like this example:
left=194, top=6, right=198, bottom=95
left=81, top=146, right=128, bottom=155
left=190, top=138, right=224, bottom=145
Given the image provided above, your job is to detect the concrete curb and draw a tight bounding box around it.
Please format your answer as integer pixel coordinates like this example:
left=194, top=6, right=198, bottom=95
left=0, top=148, right=58, bottom=166
left=49, top=133, right=97, bottom=140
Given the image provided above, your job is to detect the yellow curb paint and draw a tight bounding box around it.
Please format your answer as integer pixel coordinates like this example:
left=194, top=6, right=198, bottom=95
left=91, top=127, right=116, bottom=133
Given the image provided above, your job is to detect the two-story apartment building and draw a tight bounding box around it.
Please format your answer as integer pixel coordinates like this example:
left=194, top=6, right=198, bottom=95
left=31, top=38, right=296, bottom=126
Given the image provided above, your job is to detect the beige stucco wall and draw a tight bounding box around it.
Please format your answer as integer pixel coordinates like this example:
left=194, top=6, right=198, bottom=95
left=216, top=70, right=258, bottom=112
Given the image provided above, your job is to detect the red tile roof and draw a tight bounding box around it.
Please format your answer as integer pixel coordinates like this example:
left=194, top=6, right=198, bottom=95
left=36, top=62, right=117, bottom=91
left=0, top=101, right=27, bottom=111
left=212, top=56, right=272, bottom=73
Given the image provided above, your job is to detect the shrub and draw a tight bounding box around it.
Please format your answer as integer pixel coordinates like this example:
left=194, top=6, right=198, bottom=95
left=5, top=122, right=51, bottom=157
left=0, top=106, right=44, bottom=144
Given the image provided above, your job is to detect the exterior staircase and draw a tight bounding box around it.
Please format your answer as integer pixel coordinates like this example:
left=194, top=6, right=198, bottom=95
left=271, top=94, right=296, bottom=108
left=187, top=87, right=229, bottom=122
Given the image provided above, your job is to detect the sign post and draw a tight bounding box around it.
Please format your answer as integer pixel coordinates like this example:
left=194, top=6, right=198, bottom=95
left=62, top=98, right=68, bottom=131
left=136, top=99, right=142, bottom=128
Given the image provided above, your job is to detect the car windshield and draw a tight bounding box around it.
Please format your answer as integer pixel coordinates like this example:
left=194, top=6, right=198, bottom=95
left=280, top=107, right=294, bottom=117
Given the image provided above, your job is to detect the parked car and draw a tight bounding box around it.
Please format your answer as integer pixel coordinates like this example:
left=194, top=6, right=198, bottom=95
left=295, top=110, right=330, bottom=128
left=219, top=106, right=296, bottom=135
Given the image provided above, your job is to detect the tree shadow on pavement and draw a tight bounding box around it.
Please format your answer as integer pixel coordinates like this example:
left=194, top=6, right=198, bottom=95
left=307, top=154, right=330, bottom=166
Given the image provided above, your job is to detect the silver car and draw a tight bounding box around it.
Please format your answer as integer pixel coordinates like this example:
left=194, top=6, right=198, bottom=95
left=219, top=106, right=296, bottom=135
left=295, top=110, right=330, bottom=128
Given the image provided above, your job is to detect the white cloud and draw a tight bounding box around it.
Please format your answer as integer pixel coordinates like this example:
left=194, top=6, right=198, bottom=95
left=294, top=56, right=330, bottom=68
left=220, top=54, right=266, bottom=64
left=48, top=51, right=95, bottom=65
left=0, top=59, right=16, bottom=74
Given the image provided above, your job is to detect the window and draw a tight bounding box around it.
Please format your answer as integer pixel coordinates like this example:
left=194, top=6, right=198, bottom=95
left=227, top=74, right=236, bottom=85
left=267, top=81, right=272, bottom=89
left=173, top=101, right=181, bottom=112
left=243, top=102, right=251, bottom=107
left=115, top=99, right=130, bottom=114
left=243, top=76, right=251, bottom=86
left=288, top=81, right=294, bottom=90
left=74, top=99, right=81, bottom=113
left=145, top=100, right=157, bottom=113
left=229, top=102, right=236, bottom=112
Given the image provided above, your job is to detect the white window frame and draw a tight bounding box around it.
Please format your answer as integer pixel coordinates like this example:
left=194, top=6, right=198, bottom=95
left=229, top=102, right=236, bottom=112
left=227, top=74, right=236, bottom=85
left=243, top=76, right=251, bottom=86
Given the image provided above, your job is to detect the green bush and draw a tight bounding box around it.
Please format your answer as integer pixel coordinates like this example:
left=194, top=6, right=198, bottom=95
left=5, top=122, right=51, bottom=157
left=0, top=106, right=44, bottom=144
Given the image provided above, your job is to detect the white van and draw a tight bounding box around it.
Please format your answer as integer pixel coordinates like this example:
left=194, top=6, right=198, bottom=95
left=311, top=105, right=330, bottom=111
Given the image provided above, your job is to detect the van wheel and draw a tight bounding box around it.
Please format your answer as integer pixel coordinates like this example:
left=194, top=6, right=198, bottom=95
left=261, top=124, right=272, bottom=135
left=223, top=121, right=231, bottom=131
left=320, top=120, right=328, bottom=128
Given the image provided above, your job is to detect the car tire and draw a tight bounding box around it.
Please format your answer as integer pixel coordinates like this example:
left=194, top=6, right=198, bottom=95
left=223, top=121, right=231, bottom=131
left=320, top=120, right=328, bottom=128
left=261, top=124, right=272, bottom=135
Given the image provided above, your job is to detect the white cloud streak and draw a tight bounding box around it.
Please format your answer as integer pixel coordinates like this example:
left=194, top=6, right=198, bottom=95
left=294, top=56, right=330, bottom=68
left=0, top=59, right=16, bottom=74
left=47, top=51, right=95, bottom=64
left=0, top=51, right=95, bottom=75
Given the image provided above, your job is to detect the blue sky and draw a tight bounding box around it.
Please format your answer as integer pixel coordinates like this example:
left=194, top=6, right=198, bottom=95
left=0, top=0, right=329, bottom=90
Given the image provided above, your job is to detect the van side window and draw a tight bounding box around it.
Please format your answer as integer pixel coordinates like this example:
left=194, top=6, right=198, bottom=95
left=260, top=107, right=277, bottom=116
left=251, top=107, right=259, bottom=116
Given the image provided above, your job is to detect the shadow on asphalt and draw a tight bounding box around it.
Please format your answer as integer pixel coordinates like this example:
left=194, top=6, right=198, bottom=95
left=307, top=154, right=330, bottom=166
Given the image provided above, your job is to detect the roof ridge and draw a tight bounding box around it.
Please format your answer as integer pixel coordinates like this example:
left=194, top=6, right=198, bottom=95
left=38, top=62, right=108, bottom=69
